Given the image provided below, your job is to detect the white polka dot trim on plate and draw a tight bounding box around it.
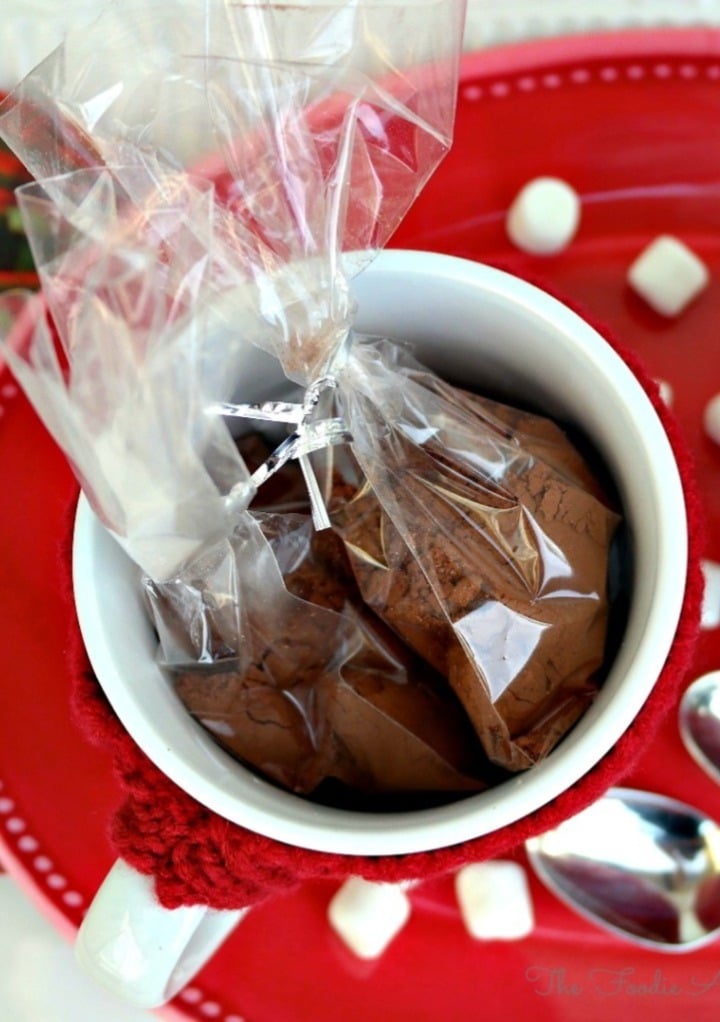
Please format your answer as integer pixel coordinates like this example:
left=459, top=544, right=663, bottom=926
left=0, top=381, right=20, bottom=420
left=0, top=780, right=82, bottom=912
left=177, top=985, right=245, bottom=1020
left=179, top=988, right=203, bottom=1003
left=454, top=58, right=717, bottom=110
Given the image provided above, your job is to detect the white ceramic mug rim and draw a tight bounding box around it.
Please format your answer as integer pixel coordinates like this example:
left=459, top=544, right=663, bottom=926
left=72, top=251, right=688, bottom=855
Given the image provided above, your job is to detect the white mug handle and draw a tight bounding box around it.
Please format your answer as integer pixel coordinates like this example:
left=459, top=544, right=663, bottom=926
left=75, top=860, right=247, bottom=1008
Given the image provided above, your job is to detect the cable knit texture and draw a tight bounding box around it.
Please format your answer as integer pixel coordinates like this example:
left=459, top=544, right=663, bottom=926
left=64, top=288, right=705, bottom=911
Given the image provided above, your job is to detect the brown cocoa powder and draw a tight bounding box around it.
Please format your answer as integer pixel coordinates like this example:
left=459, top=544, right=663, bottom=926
left=173, top=501, right=489, bottom=799
left=170, top=373, right=620, bottom=801
left=331, top=388, right=620, bottom=772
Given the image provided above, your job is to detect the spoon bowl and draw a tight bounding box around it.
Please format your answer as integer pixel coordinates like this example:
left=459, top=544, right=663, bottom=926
left=679, top=672, right=720, bottom=785
left=526, top=787, right=720, bottom=951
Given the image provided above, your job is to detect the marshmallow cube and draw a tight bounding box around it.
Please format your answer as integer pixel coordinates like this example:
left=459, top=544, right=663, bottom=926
left=704, top=393, right=720, bottom=446
left=656, top=379, right=674, bottom=407
left=455, top=861, right=534, bottom=941
left=627, top=235, right=709, bottom=317
left=701, top=560, right=720, bottom=631
left=327, top=877, right=411, bottom=959
left=506, top=177, right=580, bottom=255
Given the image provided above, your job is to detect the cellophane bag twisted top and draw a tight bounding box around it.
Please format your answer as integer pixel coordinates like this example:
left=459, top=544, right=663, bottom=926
left=0, top=0, right=620, bottom=806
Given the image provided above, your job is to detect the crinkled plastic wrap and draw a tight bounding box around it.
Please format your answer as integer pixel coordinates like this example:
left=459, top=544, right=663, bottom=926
left=0, top=0, right=621, bottom=803
left=330, top=341, right=620, bottom=773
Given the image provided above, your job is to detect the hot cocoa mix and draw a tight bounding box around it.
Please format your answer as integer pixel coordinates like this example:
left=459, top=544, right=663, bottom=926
left=173, top=516, right=491, bottom=799
left=331, top=377, right=621, bottom=773
left=169, top=373, right=621, bottom=804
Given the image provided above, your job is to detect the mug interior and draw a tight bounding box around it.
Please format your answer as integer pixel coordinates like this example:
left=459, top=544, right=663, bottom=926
left=72, top=251, right=688, bottom=854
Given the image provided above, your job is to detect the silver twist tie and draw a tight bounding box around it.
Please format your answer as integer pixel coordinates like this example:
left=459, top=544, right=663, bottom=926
left=209, top=376, right=352, bottom=530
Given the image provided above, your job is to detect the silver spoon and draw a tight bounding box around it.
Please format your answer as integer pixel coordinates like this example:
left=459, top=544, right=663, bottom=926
left=526, top=787, right=720, bottom=951
left=679, top=671, right=720, bottom=785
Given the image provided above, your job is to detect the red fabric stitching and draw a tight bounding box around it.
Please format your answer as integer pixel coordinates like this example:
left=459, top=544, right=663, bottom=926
left=63, top=282, right=705, bottom=910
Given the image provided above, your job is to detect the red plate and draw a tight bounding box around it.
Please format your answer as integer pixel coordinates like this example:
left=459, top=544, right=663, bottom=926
left=4, top=28, right=720, bottom=1022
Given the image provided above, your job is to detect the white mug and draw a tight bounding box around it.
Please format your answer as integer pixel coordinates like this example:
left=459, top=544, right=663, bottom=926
left=72, top=250, right=689, bottom=1006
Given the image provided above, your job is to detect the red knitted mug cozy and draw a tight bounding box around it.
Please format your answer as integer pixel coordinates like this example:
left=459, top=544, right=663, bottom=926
left=64, top=292, right=704, bottom=912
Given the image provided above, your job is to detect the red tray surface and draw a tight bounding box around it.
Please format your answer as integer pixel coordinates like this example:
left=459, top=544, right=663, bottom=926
left=3, top=28, right=720, bottom=1022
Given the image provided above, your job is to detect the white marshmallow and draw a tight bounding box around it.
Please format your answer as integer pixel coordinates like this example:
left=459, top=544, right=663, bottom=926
left=506, top=177, right=580, bottom=255
left=627, top=235, right=709, bottom=317
left=455, top=861, right=534, bottom=941
left=656, top=379, right=674, bottom=407
left=704, top=393, right=720, bottom=446
left=327, top=877, right=411, bottom=959
left=701, top=560, right=720, bottom=630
